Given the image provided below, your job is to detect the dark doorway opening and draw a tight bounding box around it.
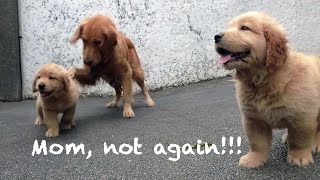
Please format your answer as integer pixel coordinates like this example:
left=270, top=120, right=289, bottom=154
left=0, top=0, right=22, bottom=101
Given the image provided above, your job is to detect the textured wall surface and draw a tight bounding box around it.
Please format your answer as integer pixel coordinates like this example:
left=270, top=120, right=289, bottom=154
left=20, top=0, right=320, bottom=98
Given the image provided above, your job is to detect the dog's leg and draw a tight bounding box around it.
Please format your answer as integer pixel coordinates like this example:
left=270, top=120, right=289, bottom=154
left=69, top=66, right=97, bottom=85
left=122, top=70, right=135, bottom=118
left=134, top=70, right=155, bottom=107
left=126, top=37, right=155, bottom=107
left=43, top=110, right=59, bottom=137
left=34, top=100, right=44, bottom=125
left=287, top=118, right=316, bottom=166
left=239, top=117, right=271, bottom=168
left=61, top=105, right=76, bottom=130
left=106, top=86, right=122, bottom=108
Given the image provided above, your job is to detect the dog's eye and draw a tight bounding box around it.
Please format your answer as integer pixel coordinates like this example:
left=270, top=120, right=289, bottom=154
left=93, top=40, right=102, bottom=46
left=37, top=76, right=40, bottom=79
left=49, top=76, right=56, bottom=80
left=240, top=26, right=250, bottom=31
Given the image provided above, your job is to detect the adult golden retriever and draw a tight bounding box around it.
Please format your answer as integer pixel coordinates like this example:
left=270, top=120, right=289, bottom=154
left=33, top=63, right=80, bottom=137
left=69, top=14, right=155, bottom=118
left=215, top=12, right=320, bottom=168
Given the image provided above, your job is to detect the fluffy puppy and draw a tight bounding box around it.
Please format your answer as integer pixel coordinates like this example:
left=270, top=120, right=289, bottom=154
left=214, top=12, right=320, bottom=167
left=69, top=14, right=155, bottom=118
left=33, top=63, right=80, bottom=137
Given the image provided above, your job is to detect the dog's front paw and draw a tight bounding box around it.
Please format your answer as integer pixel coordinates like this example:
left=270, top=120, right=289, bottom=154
left=123, top=108, right=135, bottom=118
left=34, top=118, right=44, bottom=125
left=288, top=149, right=314, bottom=166
left=106, top=101, right=118, bottom=108
left=68, top=67, right=77, bottom=79
left=145, top=98, right=155, bottom=107
left=46, top=128, right=59, bottom=137
left=239, top=151, right=268, bottom=168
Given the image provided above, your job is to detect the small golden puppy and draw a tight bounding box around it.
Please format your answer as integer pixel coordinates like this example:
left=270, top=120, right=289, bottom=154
left=33, top=63, right=80, bottom=137
left=215, top=12, right=320, bottom=167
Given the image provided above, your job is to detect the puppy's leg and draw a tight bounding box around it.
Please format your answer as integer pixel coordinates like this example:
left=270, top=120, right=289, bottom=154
left=34, top=99, right=44, bottom=125
left=106, top=85, right=122, bottom=108
left=282, top=131, right=288, bottom=144
left=239, top=117, right=271, bottom=168
left=287, top=118, right=316, bottom=166
left=314, top=131, right=320, bottom=153
left=122, top=70, right=135, bottom=118
left=61, top=105, right=76, bottom=130
left=43, top=110, right=59, bottom=137
left=314, top=121, right=320, bottom=153
left=134, top=69, right=155, bottom=107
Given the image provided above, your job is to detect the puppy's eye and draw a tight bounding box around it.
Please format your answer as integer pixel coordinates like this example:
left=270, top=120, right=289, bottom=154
left=240, top=26, right=250, bottom=31
left=49, top=76, right=56, bottom=80
left=37, top=76, right=40, bottom=79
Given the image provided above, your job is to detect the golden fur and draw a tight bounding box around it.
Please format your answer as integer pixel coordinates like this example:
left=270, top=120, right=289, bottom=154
left=215, top=12, right=320, bottom=167
left=33, top=63, right=80, bottom=137
left=69, top=14, right=154, bottom=118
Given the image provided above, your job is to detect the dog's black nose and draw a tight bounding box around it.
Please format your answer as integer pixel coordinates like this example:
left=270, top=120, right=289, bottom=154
left=84, top=59, right=92, bottom=66
left=38, top=83, right=45, bottom=90
left=214, top=33, right=224, bottom=43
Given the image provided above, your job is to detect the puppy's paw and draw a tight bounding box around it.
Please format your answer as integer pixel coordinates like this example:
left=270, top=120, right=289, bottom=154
left=106, top=101, right=118, bottom=108
left=288, top=149, right=314, bottom=166
left=61, top=122, right=72, bottom=130
left=68, top=67, right=77, bottom=79
left=123, top=108, right=135, bottom=118
left=239, top=151, right=267, bottom=168
left=46, top=128, right=59, bottom=137
left=312, top=145, right=320, bottom=153
left=313, top=133, right=320, bottom=153
left=71, top=121, right=76, bottom=127
left=282, top=132, right=288, bottom=144
left=145, top=98, right=155, bottom=107
left=34, top=118, right=44, bottom=125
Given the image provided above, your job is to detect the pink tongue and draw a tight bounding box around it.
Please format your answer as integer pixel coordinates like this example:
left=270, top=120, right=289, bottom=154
left=219, top=55, right=232, bottom=64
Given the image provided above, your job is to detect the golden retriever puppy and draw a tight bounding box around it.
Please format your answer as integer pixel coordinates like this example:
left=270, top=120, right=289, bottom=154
left=69, top=14, right=155, bottom=118
left=214, top=12, right=320, bottom=168
left=33, top=63, right=80, bottom=137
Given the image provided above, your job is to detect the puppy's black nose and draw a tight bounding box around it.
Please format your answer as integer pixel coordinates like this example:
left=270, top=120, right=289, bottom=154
left=84, top=59, right=92, bottom=66
left=214, top=33, right=224, bottom=43
left=38, top=83, right=45, bottom=90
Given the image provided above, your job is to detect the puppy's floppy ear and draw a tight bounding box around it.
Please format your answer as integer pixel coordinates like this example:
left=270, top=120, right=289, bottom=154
left=70, top=21, right=87, bottom=44
left=103, top=28, right=117, bottom=48
left=264, top=25, right=288, bottom=72
left=32, top=75, right=38, bottom=93
left=61, top=74, right=70, bottom=92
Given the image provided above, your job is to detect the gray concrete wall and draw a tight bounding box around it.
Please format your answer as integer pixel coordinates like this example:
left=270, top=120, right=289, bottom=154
left=20, top=0, right=320, bottom=98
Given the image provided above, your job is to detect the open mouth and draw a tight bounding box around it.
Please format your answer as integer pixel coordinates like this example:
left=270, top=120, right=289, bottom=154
left=39, top=90, right=53, bottom=97
left=216, top=47, right=250, bottom=65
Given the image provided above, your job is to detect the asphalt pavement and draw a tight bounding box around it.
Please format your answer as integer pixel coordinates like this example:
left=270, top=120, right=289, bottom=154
left=1, top=78, right=320, bottom=179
